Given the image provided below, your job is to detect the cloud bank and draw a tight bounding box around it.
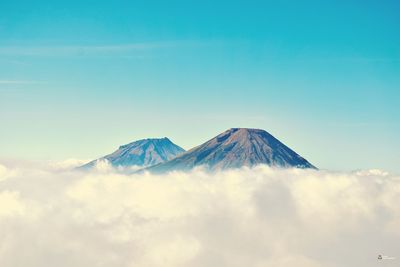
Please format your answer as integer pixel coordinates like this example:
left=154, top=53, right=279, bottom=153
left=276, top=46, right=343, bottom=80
left=0, top=162, right=399, bottom=267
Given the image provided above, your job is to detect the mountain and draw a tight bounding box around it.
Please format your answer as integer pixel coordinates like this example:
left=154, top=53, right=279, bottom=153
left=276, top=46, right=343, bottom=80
left=146, top=128, right=316, bottom=172
left=79, top=137, right=185, bottom=169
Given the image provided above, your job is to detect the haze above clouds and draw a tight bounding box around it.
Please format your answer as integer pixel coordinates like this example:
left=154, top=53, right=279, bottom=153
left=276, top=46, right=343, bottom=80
left=0, top=161, right=399, bottom=267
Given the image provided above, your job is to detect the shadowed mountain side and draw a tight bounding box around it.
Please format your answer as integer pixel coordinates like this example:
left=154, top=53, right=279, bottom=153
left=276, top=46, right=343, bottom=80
left=146, top=128, right=316, bottom=173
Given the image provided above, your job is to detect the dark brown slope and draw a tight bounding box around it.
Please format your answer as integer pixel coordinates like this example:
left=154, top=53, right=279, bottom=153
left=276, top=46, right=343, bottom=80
left=146, top=128, right=316, bottom=173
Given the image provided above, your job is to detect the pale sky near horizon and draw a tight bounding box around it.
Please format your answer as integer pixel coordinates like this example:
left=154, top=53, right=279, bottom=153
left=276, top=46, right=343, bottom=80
left=0, top=0, right=399, bottom=172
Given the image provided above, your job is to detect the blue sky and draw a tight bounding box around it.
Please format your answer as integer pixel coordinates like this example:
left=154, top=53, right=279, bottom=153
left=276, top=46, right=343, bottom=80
left=0, top=0, right=399, bottom=172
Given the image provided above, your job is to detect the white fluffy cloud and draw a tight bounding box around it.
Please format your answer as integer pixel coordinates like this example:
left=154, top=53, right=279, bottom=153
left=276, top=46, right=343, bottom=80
left=0, top=162, right=399, bottom=267
left=0, top=164, right=16, bottom=182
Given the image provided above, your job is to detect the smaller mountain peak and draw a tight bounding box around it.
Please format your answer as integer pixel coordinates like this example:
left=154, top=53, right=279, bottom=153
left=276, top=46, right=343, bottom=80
left=79, top=137, right=185, bottom=170
left=151, top=137, right=173, bottom=144
left=120, top=137, right=173, bottom=148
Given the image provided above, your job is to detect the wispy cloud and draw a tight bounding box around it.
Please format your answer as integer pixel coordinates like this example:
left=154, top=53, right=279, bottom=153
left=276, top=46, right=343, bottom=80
left=0, top=41, right=203, bottom=57
left=0, top=80, right=45, bottom=85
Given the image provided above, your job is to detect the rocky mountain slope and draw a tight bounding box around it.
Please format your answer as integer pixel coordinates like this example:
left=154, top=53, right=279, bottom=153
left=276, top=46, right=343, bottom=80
left=147, top=128, right=316, bottom=172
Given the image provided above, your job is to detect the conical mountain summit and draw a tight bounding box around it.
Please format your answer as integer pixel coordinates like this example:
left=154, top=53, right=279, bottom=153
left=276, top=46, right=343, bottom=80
left=146, top=128, right=316, bottom=172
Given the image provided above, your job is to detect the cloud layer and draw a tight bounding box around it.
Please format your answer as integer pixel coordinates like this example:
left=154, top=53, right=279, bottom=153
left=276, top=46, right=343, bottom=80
left=0, top=162, right=399, bottom=267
